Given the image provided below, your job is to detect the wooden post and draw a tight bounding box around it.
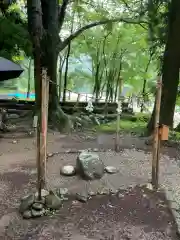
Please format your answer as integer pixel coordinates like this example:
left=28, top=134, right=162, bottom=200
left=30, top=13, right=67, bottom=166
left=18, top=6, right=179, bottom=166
left=115, top=77, right=123, bottom=152
left=37, top=69, right=49, bottom=200
left=152, top=76, right=162, bottom=190
left=68, top=90, right=70, bottom=100
left=33, top=115, right=38, bottom=135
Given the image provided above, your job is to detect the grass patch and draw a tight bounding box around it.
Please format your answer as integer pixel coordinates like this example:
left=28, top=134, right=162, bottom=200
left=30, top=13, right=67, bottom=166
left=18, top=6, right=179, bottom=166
left=120, top=113, right=150, bottom=123
left=96, top=119, right=146, bottom=135
left=135, top=112, right=150, bottom=122
left=95, top=112, right=149, bottom=135
left=96, top=115, right=180, bottom=141
left=169, top=131, right=180, bottom=141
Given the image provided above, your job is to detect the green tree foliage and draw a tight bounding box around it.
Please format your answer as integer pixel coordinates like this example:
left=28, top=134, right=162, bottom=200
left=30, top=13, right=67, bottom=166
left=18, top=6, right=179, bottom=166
left=0, top=2, right=31, bottom=60
left=67, top=23, right=158, bottom=101
left=1, top=0, right=179, bottom=133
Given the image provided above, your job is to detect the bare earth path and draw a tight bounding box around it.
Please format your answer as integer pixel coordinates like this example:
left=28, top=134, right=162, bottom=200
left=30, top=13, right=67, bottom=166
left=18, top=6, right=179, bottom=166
left=0, top=130, right=180, bottom=239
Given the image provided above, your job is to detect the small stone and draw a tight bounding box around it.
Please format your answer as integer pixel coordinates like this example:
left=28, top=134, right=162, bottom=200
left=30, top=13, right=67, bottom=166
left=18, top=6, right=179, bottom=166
left=60, top=165, right=76, bottom=176
left=98, top=188, right=109, bottom=195
left=86, top=135, right=91, bottom=140
left=65, top=149, right=71, bottom=153
left=28, top=131, right=33, bottom=136
left=93, top=148, right=98, bottom=152
left=88, top=191, right=96, bottom=196
left=22, top=210, right=32, bottom=219
left=166, top=224, right=172, bottom=236
left=35, top=189, right=49, bottom=198
left=56, top=188, right=68, bottom=196
left=31, top=209, right=45, bottom=218
left=47, top=152, right=53, bottom=157
left=118, top=193, right=124, bottom=198
left=146, top=183, right=153, bottom=190
left=78, top=149, right=85, bottom=153
left=72, top=200, right=81, bottom=206
left=105, top=166, right=118, bottom=174
left=109, top=188, right=117, bottom=194
left=76, top=192, right=89, bottom=202
left=32, top=202, right=44, bottom=210
left=19, top=194, right=35, bottom=213
left=45, top=193, right=62, bottom=210
left=30, top=169, right=37, bottom=175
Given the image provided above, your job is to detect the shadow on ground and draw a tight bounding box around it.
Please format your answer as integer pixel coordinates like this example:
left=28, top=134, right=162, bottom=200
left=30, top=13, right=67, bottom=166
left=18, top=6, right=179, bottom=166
left=2, top=186, right=179, bottom=240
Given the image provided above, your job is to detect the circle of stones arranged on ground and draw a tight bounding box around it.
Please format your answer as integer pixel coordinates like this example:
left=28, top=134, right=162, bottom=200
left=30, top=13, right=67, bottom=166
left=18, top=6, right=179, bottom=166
left=20, top=152, right=122, bottom=219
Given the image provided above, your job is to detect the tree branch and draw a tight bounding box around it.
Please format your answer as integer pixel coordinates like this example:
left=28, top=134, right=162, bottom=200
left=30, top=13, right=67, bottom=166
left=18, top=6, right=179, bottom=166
left=58, top=0, right=69, bottom=31
left=59, top=17, right=148, bottom=51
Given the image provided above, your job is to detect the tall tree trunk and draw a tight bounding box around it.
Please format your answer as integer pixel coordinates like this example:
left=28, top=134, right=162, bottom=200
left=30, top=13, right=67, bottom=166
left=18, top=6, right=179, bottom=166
left=147, top=0, right=180, bottom=134
left=140, top=79, right=147, bottom=113
left=94, top=62, right=101, bottom=102
left=58, top=56, right=63, bottom=100
left=93, top=43, right=101, bottom=103
left=114, top=50, right=126, bottom=101
left=114, top=60, right=122, bottom=102
left=27, top=0, right=43, bottom=114
left=27, top=58, right=32, bottom=98
left=62, top=11, right=74, bottom=103
left=58, top=54, right=66, bottom=100
left=140, top=53, right=152, bottom=112
left=93, top=34, right=110, bottom=103
left=27, top=0, right=72, bottom=131
left=40, top=0, right=71, bottom=131
left=63, top=43, right=71, bottom=102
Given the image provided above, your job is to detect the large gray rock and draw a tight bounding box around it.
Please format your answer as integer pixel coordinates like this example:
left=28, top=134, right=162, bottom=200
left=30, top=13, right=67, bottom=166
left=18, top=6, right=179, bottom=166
left=76, top=192, right=89, bottom=202
left=76, top=151, right=104, bottom=180
left=19, top=194, right=35, bottom=213
left=45, top=192, right=62, bottom=210
left=22, top=210, right=32, bottom=219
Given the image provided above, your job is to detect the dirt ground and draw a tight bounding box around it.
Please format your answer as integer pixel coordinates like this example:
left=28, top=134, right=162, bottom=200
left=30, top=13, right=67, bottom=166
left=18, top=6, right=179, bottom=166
left=0, top=124, right=180, bottom=239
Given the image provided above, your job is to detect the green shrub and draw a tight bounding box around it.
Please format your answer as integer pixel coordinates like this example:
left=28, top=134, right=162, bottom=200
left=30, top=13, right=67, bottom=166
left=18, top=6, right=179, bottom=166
left=120, top=113, right=150, bottom=123
left=135, top=113, right=151, bottom=122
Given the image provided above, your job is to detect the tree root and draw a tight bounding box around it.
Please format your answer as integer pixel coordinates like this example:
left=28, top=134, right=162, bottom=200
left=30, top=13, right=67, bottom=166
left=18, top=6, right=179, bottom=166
left=48, top=106, right=96, bottom=133
left=49, top=105, right=73, bottom=133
